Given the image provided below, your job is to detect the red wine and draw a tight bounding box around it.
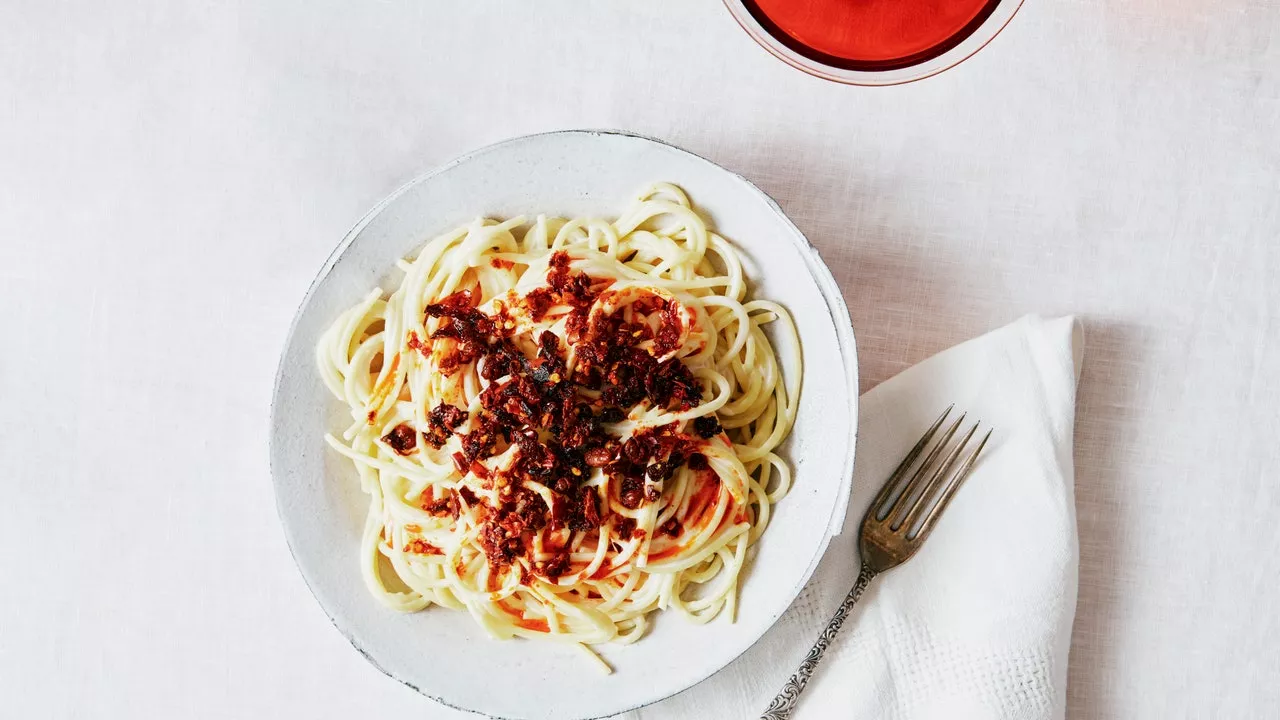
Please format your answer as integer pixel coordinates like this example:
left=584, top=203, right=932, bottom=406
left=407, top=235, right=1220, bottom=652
left=741, top=0, right=1005, bottom=72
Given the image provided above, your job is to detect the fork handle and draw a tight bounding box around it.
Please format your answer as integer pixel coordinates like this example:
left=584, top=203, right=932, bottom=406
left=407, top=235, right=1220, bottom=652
left=760, top=563, right=878, bottom=720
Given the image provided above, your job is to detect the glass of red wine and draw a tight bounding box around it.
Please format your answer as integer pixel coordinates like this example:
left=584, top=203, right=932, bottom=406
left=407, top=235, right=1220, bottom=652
left=723, top=0, right=1025, bottom=85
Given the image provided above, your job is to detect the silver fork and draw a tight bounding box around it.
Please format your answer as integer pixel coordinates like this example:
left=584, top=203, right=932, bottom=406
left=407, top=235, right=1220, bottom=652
left=760, top=406, right=992, bottom=720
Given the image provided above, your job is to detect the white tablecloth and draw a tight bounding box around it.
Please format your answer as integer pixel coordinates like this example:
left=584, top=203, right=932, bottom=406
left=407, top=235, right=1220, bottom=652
left=2, top=1, right=1277, bottom=717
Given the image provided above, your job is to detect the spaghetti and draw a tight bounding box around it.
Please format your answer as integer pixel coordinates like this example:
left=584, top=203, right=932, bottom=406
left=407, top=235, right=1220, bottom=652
left=316, top=183, right=800, bottom=668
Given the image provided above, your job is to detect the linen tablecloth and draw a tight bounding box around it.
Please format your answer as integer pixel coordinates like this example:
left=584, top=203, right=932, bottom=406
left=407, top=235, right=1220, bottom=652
left=2, top=1, right=1277, bottom=717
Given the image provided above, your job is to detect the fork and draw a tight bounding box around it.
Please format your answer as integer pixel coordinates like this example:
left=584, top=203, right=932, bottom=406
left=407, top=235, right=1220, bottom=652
left=760, top=406, right=992, bottom=720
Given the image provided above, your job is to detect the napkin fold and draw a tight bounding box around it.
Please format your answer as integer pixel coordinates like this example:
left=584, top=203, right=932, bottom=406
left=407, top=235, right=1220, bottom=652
left=630, top=314, right=1082, bottom=720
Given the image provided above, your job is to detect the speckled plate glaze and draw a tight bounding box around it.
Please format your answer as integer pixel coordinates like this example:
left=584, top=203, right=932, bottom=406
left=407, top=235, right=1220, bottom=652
left=270, top=130, right=858, bottom=720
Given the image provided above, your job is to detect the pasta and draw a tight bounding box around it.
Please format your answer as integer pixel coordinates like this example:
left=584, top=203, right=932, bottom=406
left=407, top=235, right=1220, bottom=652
left=316, top=183, right=800, bottom=669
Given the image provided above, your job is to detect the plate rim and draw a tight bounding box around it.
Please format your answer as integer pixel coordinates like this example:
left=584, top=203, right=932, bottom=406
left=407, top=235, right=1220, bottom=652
left=268, top=128, right=859, bottom=719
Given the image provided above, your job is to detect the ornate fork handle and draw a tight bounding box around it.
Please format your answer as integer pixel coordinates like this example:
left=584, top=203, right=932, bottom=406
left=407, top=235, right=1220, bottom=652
left=760, top=563, right=878, bottom=720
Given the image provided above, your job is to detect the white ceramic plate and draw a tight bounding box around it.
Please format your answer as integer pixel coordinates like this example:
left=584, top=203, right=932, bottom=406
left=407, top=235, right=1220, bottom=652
left=271, top=130, right=858, bottom=719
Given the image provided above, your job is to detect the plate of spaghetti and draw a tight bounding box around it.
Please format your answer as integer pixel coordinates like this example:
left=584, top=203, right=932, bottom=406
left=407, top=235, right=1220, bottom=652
left=271, top=131, right=858, bottom=719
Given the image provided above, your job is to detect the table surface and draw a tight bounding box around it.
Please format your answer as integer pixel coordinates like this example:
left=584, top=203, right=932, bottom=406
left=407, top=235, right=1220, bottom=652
left=2, top=1, right=1277, bottom=718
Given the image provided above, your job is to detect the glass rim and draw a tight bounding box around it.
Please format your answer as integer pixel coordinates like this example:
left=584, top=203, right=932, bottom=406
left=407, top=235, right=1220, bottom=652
left=721, top=0, right=1027, bottom=86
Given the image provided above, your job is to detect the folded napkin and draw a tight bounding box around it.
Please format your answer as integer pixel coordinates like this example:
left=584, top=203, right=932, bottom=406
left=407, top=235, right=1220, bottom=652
left=628, top=315, right=1082, bottom=720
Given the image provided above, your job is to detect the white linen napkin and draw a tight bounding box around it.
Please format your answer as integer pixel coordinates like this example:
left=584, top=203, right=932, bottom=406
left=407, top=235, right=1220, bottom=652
left=628, top=314, right=1082, bottom=720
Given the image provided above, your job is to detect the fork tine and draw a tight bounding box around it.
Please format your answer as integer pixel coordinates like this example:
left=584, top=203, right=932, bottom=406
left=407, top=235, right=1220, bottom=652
left=897, top=422, right=979, bottom=533
left=884, top=413, right=966, bottom=525
left=868, top=406, right=953, bottom=523
left=910, top=429, right=992, bottom=542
